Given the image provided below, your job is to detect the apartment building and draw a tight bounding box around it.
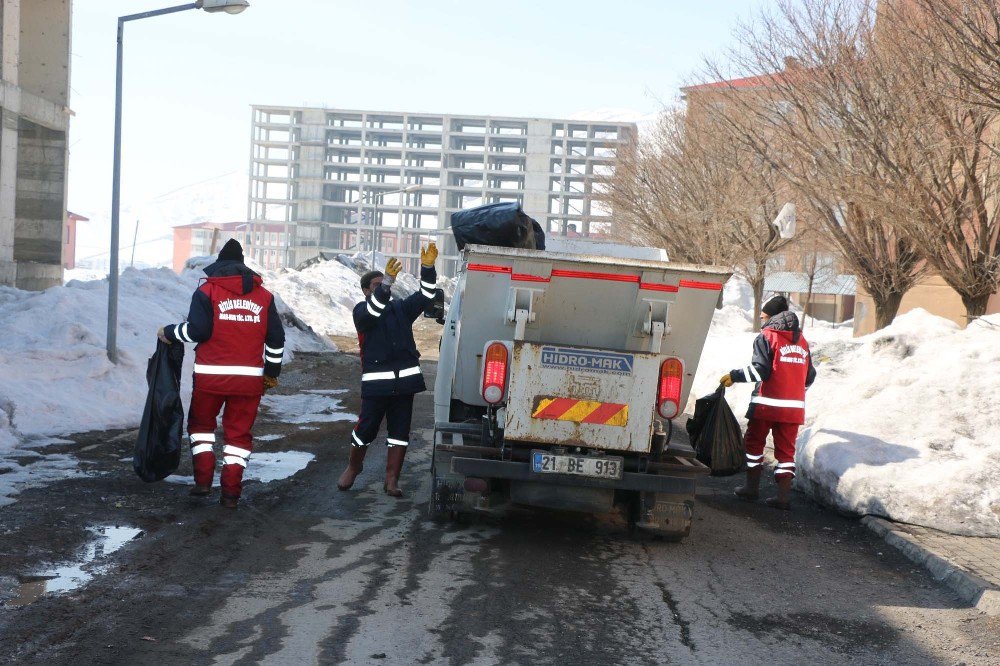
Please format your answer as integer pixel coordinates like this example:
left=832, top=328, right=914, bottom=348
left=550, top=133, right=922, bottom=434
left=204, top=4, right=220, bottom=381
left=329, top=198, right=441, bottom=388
left=0, top=0, right=73, bottom=290
left=246, top=106, right=636, bottom=274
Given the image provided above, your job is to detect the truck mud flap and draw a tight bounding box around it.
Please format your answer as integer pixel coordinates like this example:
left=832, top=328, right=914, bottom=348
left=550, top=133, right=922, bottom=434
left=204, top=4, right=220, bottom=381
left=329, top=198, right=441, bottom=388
left=450, top=457, right=697, bottom=495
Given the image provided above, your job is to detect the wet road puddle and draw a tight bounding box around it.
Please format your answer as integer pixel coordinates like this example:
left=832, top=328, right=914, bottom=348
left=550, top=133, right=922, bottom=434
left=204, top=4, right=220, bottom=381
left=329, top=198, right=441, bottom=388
left=8, top=525, right=143, bottom=606
left=164, top=451, right=315, bottom=485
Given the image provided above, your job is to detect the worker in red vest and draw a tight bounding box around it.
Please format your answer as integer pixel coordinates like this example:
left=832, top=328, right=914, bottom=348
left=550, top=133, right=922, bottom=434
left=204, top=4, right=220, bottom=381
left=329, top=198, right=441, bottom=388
left=157, top=239, right=285, bottom=508
left=720, top=295, right=816, bottom=510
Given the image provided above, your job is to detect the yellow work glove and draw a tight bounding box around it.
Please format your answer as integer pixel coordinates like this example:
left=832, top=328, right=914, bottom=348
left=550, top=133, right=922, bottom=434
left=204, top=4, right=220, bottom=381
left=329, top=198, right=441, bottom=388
left=263, top=375, right=278, bottom=392
left=157, top=327, right=171, bottom=344
left=719, top=373, right=733, bottom=388
left=420, top=242, right=438, bottom=268
left=384, top=257, right=402, bottom=279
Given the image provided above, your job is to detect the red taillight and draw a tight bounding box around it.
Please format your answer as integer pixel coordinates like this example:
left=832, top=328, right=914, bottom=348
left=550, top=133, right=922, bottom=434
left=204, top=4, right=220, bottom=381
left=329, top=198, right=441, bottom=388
left=657, top=357, right=684, bottom=419
left=482, top=342, right=509, bottom=404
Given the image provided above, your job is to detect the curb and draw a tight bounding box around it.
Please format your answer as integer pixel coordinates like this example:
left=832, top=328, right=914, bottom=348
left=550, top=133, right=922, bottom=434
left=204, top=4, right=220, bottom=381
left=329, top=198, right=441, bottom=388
left=862, top=516, right=1000, bottom=616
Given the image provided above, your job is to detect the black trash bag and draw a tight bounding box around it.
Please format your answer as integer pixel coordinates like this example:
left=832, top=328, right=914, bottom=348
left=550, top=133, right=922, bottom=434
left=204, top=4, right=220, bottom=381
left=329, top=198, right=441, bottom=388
left=451, top=202, right=545, bottom=251
left=686, top=386, right=745, bottom=476
left=133, top=340, right=185, bottom=482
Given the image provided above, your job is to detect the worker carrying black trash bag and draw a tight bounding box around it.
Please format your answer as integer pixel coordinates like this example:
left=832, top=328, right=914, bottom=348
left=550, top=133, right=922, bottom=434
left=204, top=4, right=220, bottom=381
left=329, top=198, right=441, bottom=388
left=686, top=386, right=744, bottom=477
left=336, top=243, right=439, bottom=498
left=156, top=239, right=285, bottom=509
left=133, top=339, right=185, bottom=482
left=719, top=295, right=816, bottom=510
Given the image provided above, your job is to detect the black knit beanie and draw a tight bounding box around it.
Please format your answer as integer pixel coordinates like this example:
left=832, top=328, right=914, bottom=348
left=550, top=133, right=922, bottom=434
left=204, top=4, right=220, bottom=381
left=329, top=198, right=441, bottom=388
left=360, top=270, right=384, bottom=290
left=761, top=294, right=789, bottom=317
left=218, top=239, right=244, bottom=263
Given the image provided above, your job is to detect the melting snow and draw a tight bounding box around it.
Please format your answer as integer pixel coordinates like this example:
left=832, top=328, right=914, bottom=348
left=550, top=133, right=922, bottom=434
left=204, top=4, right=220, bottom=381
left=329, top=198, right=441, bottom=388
left=7, top=525, right=143, bottom=605
left=261, top=392, right=355, bottom=424
left=165, top=450, right=314, bottom=486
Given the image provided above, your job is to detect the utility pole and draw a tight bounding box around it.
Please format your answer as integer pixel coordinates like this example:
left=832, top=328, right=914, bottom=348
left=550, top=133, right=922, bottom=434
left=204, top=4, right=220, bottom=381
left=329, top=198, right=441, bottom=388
left=129, top=219, right=140, bottom=267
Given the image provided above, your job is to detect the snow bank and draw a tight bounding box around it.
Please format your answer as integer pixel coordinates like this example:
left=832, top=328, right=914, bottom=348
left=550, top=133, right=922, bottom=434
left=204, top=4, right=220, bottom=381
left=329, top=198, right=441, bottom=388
left=796, top=310, right=1000, bottom=537
left=691, top=286, right=1000, bottom=537
left=0, top=266, right=329, bottom=450
left=264, top=259, right=363, bottom=337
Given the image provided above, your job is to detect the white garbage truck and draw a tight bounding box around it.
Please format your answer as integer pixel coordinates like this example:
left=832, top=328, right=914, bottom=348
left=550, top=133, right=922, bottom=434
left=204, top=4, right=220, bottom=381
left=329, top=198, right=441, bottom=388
left=431, top=241, right=730, bottom=540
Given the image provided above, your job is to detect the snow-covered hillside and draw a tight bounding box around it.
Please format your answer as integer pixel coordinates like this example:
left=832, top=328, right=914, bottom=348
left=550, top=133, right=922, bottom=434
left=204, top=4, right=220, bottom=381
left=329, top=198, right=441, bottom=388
left=691, top=290, right=1000, bottom=538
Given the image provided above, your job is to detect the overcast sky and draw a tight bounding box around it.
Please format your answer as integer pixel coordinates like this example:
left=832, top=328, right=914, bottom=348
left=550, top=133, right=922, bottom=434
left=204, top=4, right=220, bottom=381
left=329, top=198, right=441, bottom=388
left=68, top=0, right=775, bottom=266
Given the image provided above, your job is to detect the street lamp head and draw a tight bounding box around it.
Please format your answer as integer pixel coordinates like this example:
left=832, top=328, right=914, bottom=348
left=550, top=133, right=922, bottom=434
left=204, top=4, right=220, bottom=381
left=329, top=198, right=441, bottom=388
left=197, top=0, right=249, bottom=14
left=402, top=184, right=421, bottom=193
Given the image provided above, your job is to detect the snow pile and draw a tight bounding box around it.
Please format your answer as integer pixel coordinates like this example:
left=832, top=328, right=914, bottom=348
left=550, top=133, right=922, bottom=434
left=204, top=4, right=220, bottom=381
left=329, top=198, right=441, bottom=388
left=0, top=266, right=329, bottom=450
left=264, top=259, right=363, bottom=337
left=690, top=288, right=1000, bottom=537
left=796, top=310, right=1000, bottom=537
left=64, top=268, right=108, bottom=284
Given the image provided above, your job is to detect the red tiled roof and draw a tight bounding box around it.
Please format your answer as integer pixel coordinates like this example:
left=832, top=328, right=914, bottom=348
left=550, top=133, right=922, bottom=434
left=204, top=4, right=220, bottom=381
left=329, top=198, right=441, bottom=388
left=681, top=72, right=785, bottom=93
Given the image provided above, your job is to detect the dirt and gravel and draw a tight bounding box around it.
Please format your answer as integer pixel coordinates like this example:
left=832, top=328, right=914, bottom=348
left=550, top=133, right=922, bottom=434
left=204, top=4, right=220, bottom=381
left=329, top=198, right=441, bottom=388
left=1, top=347, right=998, bottom=665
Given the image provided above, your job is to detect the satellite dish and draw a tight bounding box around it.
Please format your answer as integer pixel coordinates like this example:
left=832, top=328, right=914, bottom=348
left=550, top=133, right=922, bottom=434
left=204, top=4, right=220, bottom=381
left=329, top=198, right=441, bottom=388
left=772, top=202, right=796, bottom=239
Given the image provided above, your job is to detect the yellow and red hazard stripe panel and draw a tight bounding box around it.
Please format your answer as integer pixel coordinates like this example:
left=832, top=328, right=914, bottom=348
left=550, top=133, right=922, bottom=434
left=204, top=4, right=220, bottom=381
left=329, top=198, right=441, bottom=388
left=531, top=397, right=629, bottom=427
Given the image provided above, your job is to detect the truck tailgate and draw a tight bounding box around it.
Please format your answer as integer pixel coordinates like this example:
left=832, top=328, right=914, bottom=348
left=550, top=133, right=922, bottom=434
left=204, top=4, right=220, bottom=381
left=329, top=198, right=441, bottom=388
left=504, top=341, right=661, bottom=453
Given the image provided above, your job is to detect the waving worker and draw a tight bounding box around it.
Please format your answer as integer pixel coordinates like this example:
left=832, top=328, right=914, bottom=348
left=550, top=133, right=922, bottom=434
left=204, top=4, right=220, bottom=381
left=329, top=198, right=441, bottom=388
left=337, top=244, right=439, bottom=497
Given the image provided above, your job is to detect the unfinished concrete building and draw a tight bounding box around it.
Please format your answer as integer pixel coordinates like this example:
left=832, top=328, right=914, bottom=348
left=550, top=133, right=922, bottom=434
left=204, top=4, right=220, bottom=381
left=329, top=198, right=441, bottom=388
left=0, top=0, right=73, bottom=290
left=247, top=106, right=636, bottom=274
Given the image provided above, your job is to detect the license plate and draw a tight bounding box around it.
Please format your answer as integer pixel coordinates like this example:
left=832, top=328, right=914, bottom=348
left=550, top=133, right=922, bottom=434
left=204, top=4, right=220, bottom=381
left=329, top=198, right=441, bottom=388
left=531, top=451, right=623, bottom=480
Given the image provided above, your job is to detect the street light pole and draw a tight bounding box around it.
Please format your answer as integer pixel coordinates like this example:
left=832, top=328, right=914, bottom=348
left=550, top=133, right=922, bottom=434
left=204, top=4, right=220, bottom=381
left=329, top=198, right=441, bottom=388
left=106, top=0, right=249, bottom=363
left=369, top=184, right=419, bottom=269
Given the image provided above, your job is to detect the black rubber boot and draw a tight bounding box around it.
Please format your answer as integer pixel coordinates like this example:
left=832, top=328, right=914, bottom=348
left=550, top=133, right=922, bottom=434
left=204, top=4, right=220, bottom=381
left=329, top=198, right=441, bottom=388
left=189, top=484, right=211, bottom=497
left=337, top=445, right=368, bottom=491
left=765, top=475, right=793, bottom=511
left=734, top=466, right=762, bottom=501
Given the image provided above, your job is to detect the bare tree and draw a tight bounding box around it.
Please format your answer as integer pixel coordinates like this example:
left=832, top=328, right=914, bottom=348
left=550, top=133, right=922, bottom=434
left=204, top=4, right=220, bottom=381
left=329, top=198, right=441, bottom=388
left=701, top=0, right=926, bottom=330
left=895, top=0, right=1000, bottom=115
left=876, top=2, right=1000, bottom=318
left=788, top=228, right=837, bottom=329
left=605, top=105, right=791, bottom=329
left=604, top=109, right=732, bottom=265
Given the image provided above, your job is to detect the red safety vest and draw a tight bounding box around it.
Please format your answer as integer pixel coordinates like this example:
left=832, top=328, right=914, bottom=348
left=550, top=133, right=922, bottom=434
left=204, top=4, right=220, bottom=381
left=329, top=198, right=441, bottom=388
left=751, top=328, right=811, bottom=424
left=193, top=275, right=272, bottom=396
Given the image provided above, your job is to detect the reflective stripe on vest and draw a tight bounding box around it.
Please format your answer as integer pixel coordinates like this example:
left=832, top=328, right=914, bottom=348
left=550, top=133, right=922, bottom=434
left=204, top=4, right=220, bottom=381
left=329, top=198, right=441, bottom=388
left=361, top=366, right=421, bottom=382
left=750, top=396, right=805, bottom=409
left=194, top=363, right=264, bottom=377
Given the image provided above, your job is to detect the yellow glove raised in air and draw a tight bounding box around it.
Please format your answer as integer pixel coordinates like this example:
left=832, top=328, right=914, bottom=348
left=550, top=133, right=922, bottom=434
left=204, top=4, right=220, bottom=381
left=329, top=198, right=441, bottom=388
left=384, top=257, right=402, bottom=279
left=420, top=242, right=438, bottom=267
left=719, top=373, right=733, bottom=388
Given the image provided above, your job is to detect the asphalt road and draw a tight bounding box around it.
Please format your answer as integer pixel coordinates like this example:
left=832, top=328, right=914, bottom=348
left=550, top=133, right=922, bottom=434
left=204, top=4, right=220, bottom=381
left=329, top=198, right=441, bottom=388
left=1, top=351, right=997, bottom=665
